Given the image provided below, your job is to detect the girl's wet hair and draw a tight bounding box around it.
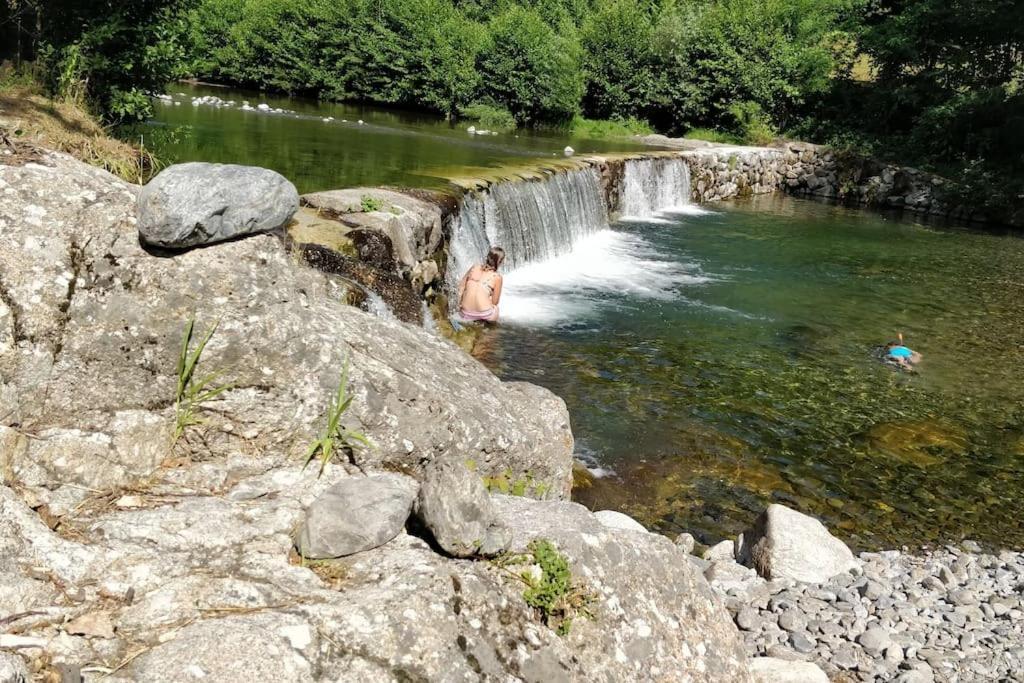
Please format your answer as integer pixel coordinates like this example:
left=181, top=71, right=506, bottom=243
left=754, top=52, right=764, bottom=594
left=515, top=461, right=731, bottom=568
left=485, top=247, right=506, bottom=270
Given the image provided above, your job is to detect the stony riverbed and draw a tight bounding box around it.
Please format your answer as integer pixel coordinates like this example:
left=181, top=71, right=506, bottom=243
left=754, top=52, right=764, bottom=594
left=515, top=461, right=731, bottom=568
left=695, top=539, right=1024, bottom=682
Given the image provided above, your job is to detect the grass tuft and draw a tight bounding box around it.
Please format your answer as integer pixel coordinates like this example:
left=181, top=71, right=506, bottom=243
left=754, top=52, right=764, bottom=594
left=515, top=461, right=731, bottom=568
left=569, top=115, right=653, bottom=140
left=303, top=355, right=372, bottom=476
left=174, top=317, right=231, bottom=443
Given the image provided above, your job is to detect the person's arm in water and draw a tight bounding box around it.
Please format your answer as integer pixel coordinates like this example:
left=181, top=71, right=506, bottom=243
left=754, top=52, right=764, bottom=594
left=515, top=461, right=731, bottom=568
left=490, top=274, right=503, bottom=306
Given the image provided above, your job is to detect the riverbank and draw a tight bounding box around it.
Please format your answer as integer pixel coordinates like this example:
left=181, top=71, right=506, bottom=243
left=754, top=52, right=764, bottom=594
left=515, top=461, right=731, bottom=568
left=0, top=85, right=157, bottom=184
left=683, top=512, right=1024, bottom=682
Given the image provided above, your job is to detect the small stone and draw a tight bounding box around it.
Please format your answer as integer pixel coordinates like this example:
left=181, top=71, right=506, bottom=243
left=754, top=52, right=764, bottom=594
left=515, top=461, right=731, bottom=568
left=737, top=607, right=761, bottom=631
left=831, top=646, right=859, bottom=670
left=65, top=611, right=116, bottom=639
left=857, top=626, right=890, bottom=655
left=947, top=588, right=977, bottom=606
left=674, top=533, right=696, bottom=554
left=937, top=565, right=956, bottom=586
left=295, top=473, right=419, bottom=559
left=778, top=611, right=806, bottom=633
left=789, top=631, right=816, bottom=653
left=702, top=539, right=735, bottom=562
left=859, top=579, right=888, bottom=601
left=748, top=657, right=828, bottom=683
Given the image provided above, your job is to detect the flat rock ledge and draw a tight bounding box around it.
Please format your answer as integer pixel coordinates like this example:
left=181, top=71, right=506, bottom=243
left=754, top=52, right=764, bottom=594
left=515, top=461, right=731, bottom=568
left=684, top=505, right=1024, bottom=682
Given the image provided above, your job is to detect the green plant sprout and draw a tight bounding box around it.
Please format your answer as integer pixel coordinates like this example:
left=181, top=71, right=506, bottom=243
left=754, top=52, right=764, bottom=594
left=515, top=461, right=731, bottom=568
left=304, top=356, right=372, bottom=476
left=174, top=317, right=231, bottom=443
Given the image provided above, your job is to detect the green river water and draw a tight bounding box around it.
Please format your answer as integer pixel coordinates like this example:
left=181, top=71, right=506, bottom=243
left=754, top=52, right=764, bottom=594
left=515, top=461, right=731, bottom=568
left=151, top=87, right=1024, bottom=550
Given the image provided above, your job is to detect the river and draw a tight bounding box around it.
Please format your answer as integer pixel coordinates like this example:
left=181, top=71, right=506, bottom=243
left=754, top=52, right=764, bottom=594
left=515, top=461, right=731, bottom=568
left=150, top=85, right=1024, bottom=550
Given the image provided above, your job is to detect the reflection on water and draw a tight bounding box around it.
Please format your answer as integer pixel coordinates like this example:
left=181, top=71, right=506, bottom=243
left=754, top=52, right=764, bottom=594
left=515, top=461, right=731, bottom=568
left=478, top=194, right=1024, bottom=550
left=147, top=83, right=654, bottom=193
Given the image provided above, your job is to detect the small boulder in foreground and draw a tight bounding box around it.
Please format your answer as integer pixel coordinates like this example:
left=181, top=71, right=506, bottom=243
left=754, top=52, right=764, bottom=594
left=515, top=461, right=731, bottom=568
left=138, top=162, right=298, bottom=248
left=749, top=657, right=828, bottom=683
left=415, top=459, right=510, bottom=558
left=743, top=503, right=858, bottom=583
left=295, top=473, right=419, bottom=559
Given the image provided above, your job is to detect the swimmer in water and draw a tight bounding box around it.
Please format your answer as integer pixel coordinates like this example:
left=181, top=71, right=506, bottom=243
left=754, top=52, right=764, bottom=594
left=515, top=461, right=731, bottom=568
left=884, top=333, right=922, bottom=369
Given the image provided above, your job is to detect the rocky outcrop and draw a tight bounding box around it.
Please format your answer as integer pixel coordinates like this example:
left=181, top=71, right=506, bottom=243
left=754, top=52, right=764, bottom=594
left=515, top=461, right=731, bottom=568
left=742, top=504, right=859, bottom=583
left=0, top=152, right=573, bottom=516
left=295, top=473, right=419, bottom=559
left=138, top=162, right=298, bottom=248
left=0, top=470, right=755, bottom=682
left=301, top=187, right=446, bottom=276
left=0, top=150, right=757, bottom=681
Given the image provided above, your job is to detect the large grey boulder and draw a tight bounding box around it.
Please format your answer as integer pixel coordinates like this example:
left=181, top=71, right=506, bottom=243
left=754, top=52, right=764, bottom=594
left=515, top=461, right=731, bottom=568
left=414, top=459, right=509, bottom=557
left=749, top=657, right=828, bottom=683
left=0, top=151, right=573, bottom=517
left=742, top=504, right=858, bottom=583
left=138, top=162, right=298, bottom=248
left=295, top=473, right=418, bottom=559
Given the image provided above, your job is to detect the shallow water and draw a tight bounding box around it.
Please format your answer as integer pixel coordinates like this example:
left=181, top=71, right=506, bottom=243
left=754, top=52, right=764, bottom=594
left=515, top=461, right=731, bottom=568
left=476, top=195, right=1024, bottom=550
left=147, top=84, right=653, bottom=193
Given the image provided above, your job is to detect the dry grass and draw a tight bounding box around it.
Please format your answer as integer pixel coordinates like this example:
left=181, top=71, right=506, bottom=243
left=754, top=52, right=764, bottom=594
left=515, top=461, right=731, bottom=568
left=0, top=85, right=158, bottom=183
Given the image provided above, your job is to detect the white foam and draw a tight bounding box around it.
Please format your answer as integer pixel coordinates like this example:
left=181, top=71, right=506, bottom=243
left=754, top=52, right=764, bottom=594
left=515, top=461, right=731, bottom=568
left=498, top=229, right=706, bottom=325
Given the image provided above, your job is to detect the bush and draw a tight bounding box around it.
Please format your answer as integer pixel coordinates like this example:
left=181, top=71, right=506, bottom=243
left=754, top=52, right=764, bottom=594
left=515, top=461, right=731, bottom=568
left=569, top=115, right=652, bottom=139
left=459, top=102, right=517, bottom=132
left=476, top=6, right=583, bottom=124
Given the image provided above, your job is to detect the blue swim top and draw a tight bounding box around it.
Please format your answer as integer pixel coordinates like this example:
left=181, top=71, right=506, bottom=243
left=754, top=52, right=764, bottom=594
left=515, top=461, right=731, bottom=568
left=887, top=345, right=913, bottom=358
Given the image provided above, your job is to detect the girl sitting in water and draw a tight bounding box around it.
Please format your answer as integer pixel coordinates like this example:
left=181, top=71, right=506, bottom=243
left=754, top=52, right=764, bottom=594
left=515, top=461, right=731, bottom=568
left=458, top=247, right=505, bottom=322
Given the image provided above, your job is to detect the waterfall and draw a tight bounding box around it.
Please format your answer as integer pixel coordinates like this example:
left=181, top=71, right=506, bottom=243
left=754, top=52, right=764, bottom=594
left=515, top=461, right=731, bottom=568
left=362, top=290, right=397, bottom=322
left=620, top=157, right=693, bottom=218
left=447, top=167, right=609, bottom=299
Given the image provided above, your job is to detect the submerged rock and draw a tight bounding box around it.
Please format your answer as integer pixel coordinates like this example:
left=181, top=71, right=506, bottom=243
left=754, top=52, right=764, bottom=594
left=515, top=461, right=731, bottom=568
left=295, top=473, right=419, bottom=559
left=742, top=504, right=858, bottom=583
left=138, top=162, right=298, bottom=248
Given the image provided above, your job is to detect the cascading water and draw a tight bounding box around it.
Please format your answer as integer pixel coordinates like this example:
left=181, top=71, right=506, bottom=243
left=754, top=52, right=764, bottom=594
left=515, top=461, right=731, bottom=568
left=445, top=161, right=705, bottom=325
left=620, top=157, right=694, bottom=218
left=447, top=167, right=609, bottom=299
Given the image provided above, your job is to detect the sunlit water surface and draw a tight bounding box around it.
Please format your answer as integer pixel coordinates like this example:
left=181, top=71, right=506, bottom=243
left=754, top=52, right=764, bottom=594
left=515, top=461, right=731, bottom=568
left=476, top=195, right=1024, bottom=550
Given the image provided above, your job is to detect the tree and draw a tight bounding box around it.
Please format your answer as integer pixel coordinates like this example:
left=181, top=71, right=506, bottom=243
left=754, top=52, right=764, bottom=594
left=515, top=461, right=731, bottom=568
left=477, top=5, right=583, bottom=123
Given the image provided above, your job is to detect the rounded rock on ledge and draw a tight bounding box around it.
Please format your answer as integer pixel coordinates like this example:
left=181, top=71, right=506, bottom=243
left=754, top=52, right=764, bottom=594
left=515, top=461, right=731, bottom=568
left=138, top=162, right=299, bottom=249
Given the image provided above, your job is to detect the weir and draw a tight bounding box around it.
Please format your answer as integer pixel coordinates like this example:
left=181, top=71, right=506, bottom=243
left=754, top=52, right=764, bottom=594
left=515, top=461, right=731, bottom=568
left=619, top=157, right=693, bottom=218
left=446, top=166, right=609, bottom=297
left=446, top=156, right=697, bottom=299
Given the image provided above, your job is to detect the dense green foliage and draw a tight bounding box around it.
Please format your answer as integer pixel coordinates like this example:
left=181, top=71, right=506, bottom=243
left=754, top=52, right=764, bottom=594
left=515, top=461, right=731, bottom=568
left=0, top=1, right=194, bottom=121
left=2, top=0, right=1020, bottom=219
left=182, top=0, right=854, bottom=133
